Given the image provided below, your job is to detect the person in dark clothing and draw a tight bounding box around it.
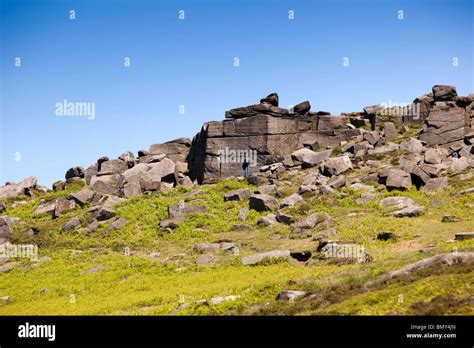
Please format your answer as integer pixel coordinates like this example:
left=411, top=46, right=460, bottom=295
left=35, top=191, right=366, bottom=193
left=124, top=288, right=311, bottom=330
left=242, top=154, right=250, bottom=177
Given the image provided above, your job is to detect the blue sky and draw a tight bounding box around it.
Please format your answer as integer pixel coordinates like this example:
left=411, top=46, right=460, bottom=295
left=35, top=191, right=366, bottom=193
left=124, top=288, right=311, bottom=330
left=0, top=0, right=472, bottom=186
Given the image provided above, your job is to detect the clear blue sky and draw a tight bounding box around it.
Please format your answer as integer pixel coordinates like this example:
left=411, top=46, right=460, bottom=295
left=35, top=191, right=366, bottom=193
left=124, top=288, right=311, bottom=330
left=1, top=0, right=472, bottom=187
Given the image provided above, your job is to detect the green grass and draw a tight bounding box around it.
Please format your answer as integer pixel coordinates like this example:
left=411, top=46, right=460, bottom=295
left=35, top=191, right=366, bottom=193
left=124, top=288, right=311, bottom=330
left=1, top=168, right=473, bottom=315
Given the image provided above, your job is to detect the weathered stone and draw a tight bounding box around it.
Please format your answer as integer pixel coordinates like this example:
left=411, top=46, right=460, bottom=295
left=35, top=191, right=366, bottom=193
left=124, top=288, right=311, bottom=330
left=275, top=211, right=296, bottom=225
left=0, top=217, right=13, bottom=243
left=350, top=183, right=375, bottom=192
left=54, top=198, right=76, bottom=218
left=224, top=189, right=251, bottom=203
left=34, top=200, right=57, bottom=215
left=0, top=262, right=18, bottom=273
left=276, top=290, right=306, bottom=302
left=400, top=137, right=424, bottom=154
left=363, top=130, right=380, bottom=145
left=328, top=175, right=346, bottom=189
left=68, top=188, right=96, bottom=206
left=90, top=174, right=123, bottom=195
left=389, top=252, right=473, bottom=279
left=293, top=101, right=311, bottom=115
left=384, top=122, right=397, bottom=140
left=241, top=250, right=290, bottom=265
left=451, top=158, right=470, bottom=172
left=147, top=158, right=177, bottom=184
left=52, top=180, right=65, bottom=192
left=193, top=243, right=220, bottom=254
left=238, top=208, right=249, bottom=222
left=454, top=232, right=474, bottom=241
left=280, top=193, right=303, bottom=208
left=260, top=92, right=279, bottom=107
left=356, top=192, right=380, bottom=205
left=249, top=194, right=278, bottom=212
left=95, top=196, right=125, bottom=221
left=168, top=204, right=208, bottom=221
left=98, top=159, right=128, bottom=175
left=432, top=85, right=457, bottom=101
left=61, top=217, right=81, bottom=232
left=196, top=254, right=217, bottom=265
left=291, top=148, right=332, bottom=167
left=424, top=148, right=443, bottom=164
left=65, top=167, right=84, bottom=180
left=118, top=151, right=135, bottom=168
left=254, top=184, right=277, bottom=195
left=321, top=155, right=352, bottom=177
left=377, top=231, right=398, bottom=241
left=386, top=168, right=412, bottom=191
left=257, top=214, right=278, bottom=227
left=105, top=217, right=128, bottom=232
left=0, top=176, right=38, bottom=199
left=423, top=177, right=449, bottom=192
left=292, top=212, right=330, bottom=230
left=380, top=196, right=424, bottom=217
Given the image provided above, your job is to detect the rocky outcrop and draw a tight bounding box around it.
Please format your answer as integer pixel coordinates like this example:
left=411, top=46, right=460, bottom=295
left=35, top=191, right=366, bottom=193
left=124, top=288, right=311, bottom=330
left=188, top=93, right=362, bottom=183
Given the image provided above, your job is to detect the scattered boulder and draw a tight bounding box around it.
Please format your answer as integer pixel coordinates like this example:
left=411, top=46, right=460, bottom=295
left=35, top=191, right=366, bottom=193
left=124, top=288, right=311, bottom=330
left=275, top=210, right=296, bottom=225
left=321, top=155, right=353, bottom=177
left=385, top=168, right=412, bottom=191
left=260, top=92, right=279, bottom=106
left=257, top=214, right=279, bottom=227
left=238, top=208, right=249, bottom=222
left=0, top=217, right=13, bottom=244
left=293, top=101, right=311, bottom=115
left=241, top=250, right=290, bottom=265
left=291, top=148, right=332, bottom=167
left=61, top=217, right=81, bottom=232
left=53, top=198, right=76, bottom=218
left=280, top=193, right=303, bottom=208
left=0, top=176, right=38, bottom=199
left=249, top=194, right=278, bottom=212
left=400, top=138, right=424, bottom=154
left=454, top=232, right=474, bottom=241
left=384, top=122, right=397, bottom=141
left=328, top=175, right=346, bottom=189
left=276, top=290, right=306, bottom=302
left=379, top=196, right=424, bottom=217
left=224, top=189, right=251, bottom=202
left=388, top=252, right=473, bottom=279
left=65, top=167, right=84, bottom=180
left=34, top=200, right=57, bottom=215
left=377, top=231, right=398, bottom=241
left=68, top=188, right=96, bottom=207
left=432, top=85, right=457, bottom=101
left=423, top=177, right=449, bottom=193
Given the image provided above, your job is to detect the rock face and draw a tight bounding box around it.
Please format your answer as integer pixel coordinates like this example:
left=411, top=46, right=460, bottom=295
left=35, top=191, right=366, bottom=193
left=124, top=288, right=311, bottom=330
left=0, top=177, right=38, bottom=199
left=418, top=85, right=473, bottom=148
left=0, top=217, right=13, bottom=244
left=188, top=94, right=361, bottom=183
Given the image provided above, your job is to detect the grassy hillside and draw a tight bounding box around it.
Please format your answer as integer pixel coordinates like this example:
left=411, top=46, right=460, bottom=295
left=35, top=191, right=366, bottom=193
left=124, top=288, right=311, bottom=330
left=1, top=162, right=473, bottom=315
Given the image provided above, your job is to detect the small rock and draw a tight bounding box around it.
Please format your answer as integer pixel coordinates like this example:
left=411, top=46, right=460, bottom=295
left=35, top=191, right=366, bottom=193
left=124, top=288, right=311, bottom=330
left=441, top=215, right=461, bottom=223
left=454, top=232, right=474, bottom=241
left=377, top=231, right=398, bottom=241
left=276, top=290, right=306, bottom=302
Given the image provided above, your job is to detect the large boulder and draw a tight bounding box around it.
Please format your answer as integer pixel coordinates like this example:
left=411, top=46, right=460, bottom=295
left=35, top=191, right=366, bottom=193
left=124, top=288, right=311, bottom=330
left=98, top=159, right=128, bottom=175
left=419, top=102, right=466, bottom=147
left=432, top=85, right=457, bottom=101
left=260, top=93, right=279, bottom=107
left=68, top=188, right=96, bottom=206
left=379, top=196, right=424, bottom=217
left=293, top=101, right=311, bottom=115
left=241, top=250, right=290, bottom=265
left=385, top=168, right=412, bottom=191
left=224, top=189, right=251, bottom=202
left=0, top=217, right=13, bottom=244
left=90, top=174, right=123, bottom=195
left=249, top=194, right=279, bottom=212
left=321, top=155, right=353, bottom=177
left=65, top=167, right=84, bottom=180
left=0, top=177, right=38, bottom=199
left=291, top=148, right=332, bottom=167
left=400, top=137, right=424, bottom=154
